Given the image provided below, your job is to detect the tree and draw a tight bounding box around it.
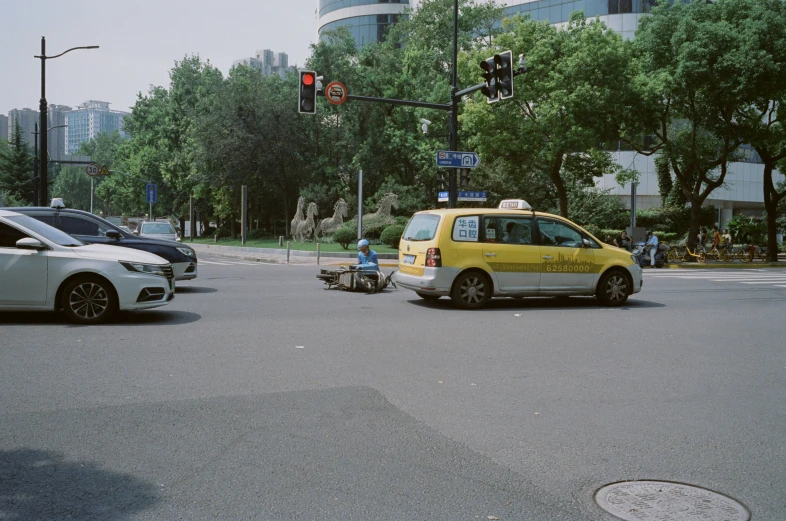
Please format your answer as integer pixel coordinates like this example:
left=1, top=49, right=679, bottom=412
left=0, top=122, right=34, bottom=205
left=461, top=12, right=635, bottom=218
left=625, top=0, right=760, bottom=250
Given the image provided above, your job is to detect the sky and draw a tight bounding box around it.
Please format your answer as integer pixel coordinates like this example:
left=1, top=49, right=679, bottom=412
left=0, top=0, right=328, bottom=115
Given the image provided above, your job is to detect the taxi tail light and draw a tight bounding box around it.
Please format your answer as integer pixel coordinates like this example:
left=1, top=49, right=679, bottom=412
left=426, top=248, right=442, bottom=267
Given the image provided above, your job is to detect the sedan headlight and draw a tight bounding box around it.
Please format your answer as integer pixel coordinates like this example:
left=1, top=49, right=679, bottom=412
left=176, top=246, right=196, bottom=258
left=120, top=261, right=167, bottom=277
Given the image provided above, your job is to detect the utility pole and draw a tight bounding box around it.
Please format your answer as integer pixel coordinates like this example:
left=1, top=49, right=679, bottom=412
left=448, top=0, right=459, bottom=208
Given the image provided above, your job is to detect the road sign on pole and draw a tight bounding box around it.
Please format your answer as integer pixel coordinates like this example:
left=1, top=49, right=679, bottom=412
left=457, top=190, right=487, bottom=202
left=99, top=164, right=110, bottom=176
left=86, top=163, right=99, bottom=177
left=436, top=151, right=481, bottom=168
left=325, top=81, right=347, bottom=105
left=438, top=191, right=449, bottom=202
left=146, top=183, right=157, bottom=204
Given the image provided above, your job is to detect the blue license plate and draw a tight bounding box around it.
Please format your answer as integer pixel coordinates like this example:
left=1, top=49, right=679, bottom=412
left=403, top=254, right=416, bottom=264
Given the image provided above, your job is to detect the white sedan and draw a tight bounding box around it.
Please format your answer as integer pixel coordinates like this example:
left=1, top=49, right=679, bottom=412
left=0, top=210, right=175, bottom=324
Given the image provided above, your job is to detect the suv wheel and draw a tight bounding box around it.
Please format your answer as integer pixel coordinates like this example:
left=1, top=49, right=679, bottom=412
left=450, top=271, right=491, bottom=309
left=596, top=270, right=630, bottom=306
left=61, top=276, right=117, bottom=324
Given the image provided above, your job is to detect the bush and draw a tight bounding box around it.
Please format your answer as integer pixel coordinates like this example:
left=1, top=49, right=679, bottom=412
left=380, top=224, right=405, bottom=247
left=214, top=228, right=230, bottom=239
left=332, top=226, right=357, bottom=250
left=247, top=229, right=267, bottom=240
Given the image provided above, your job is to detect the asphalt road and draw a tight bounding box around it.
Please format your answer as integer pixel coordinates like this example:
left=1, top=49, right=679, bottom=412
left=1, top=257, right=784, bottom=520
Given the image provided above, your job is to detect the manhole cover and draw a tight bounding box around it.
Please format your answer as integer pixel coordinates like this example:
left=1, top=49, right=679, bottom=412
left=595, top=480, right=750, bottom=521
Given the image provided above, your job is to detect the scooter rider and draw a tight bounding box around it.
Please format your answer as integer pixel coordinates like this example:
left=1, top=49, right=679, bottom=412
left=644, top=230, right=659, bottom=267
left=355, top=239, right=379, bottom=271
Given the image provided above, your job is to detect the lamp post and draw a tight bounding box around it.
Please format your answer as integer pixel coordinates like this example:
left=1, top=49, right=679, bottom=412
left=35, top=37, right=98, bottom=206
left=31, top=123, right=67, bottom=205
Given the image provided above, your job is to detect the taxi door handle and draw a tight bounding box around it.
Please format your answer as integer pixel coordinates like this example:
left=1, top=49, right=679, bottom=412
left=542, top=255, right=554, bottom=260
left=484, top=253, right=496, bottom=257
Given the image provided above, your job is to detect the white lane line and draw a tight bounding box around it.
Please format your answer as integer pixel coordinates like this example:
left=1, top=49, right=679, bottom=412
left=200, top=260, right=233, bottom=265
left=711, top=278, right=786, bottom=282
left=739, top=281, right=786, bottom=285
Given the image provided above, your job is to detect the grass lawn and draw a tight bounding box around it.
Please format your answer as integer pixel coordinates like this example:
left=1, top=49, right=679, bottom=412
left=189, top=237, right=399, bottom=254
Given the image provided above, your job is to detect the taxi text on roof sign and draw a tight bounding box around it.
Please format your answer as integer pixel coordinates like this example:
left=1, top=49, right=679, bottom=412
left=498, top=199, right=532, bottom=210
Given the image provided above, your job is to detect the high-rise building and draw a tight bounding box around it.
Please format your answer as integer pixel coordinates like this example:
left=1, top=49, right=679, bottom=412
left=232, top=49, right=296, bottom=79
left=47, top=104, right=71, bottom=162
left=65, top=101, right=128, bottom=155
left=317, top=0, right=410, bottom=47
left=0, top=115, right=7, bottom=143
left=7, top=108, right=39, bottom=149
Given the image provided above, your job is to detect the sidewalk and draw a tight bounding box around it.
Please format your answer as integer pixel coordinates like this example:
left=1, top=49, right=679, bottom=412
left=191, top=243, right=399, bottom=267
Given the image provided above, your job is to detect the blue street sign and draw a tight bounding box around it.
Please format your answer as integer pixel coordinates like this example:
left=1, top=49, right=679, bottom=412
left=146, top=183, right=157, bottom=204
left=457, top=191, right=487, bottom=202
left=436, top=150, right=481, bottom=169
left=438, top=191, right=449, bottom=202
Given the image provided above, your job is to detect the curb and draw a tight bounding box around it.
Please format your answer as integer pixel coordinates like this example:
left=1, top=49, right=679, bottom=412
left=190, top=242, right=398, bottom=267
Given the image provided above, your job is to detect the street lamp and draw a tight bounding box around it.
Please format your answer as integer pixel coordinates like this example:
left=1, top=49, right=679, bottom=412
left=31, top=123, right=67, bottom=205
left=35, top=37, right=99, bottom=206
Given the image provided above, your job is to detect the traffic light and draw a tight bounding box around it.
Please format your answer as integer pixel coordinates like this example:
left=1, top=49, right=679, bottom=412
left=298, top=70, right=317, bottom=114
left=459, top=168, right=470, bottom=187
left=479, top=57, right=498, bottom=104
left=439, top=173, right=447, bottom=191
left=495, top=51, right=513, bottom=100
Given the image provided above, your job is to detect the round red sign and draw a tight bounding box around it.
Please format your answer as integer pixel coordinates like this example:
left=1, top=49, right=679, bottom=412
left=325, top=81, right=348, bottom=105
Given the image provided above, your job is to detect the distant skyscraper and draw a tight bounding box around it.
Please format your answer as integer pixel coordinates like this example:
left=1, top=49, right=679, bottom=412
left=0, top=114, right=7, bottom=143
left=65, top=101, right=128, bottom=155
left=232, top=49, right=296, bottom=79
left=7, top=108, right=39, bottom=149
left=47, top=104, right=71, bottom=161
left=317, top=0, right=409, bottom=47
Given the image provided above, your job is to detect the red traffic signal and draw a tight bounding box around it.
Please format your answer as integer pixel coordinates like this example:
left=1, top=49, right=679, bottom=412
left=299, top=70, right=318, bottom=114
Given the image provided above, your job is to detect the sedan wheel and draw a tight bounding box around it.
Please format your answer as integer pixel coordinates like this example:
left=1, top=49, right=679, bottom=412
left=61, top=277, right=117, bottom=324
left=597, top=271, right=630, bottom=306
left=450, top=272, right=491, bottom=309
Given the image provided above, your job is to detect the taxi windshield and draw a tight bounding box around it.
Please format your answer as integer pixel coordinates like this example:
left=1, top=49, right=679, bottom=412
left=402, top=214, right=440, bottom=241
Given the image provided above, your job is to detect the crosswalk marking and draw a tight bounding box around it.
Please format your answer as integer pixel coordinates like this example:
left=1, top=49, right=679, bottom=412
left=644, top=269, right=786, bottom=290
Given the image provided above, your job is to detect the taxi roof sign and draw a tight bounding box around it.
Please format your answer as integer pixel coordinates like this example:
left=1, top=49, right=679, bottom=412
left=498, top=199, right=532, bottom=210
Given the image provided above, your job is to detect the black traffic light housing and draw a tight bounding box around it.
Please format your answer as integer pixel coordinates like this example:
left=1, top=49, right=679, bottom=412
left=479, top=57, right=498, bottom=104
left=459, top=168, right=470, bottom=187
left=299, top=70, right=317, bottom=114
left=495, top=51, right=513, bottom=100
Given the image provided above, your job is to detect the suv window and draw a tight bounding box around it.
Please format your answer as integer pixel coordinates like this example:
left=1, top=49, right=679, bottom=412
left=0, top=222, right=29, bottom=248
left=58, top=214, right=114, bottom=237
left=402, top=214, right=440, bottom=241
left=536, top=218, right=584, bottom=248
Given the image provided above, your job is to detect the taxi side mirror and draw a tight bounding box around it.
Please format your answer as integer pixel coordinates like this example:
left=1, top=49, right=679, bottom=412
left=582, top=238, right=592, bottom=248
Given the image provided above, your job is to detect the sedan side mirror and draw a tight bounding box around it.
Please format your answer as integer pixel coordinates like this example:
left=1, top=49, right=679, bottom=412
left=16, top=238, right=47, bottom=251
left=106, top=230, right=122, bottom=240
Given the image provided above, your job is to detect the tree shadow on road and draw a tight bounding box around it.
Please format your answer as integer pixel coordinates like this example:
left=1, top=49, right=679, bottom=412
left=0, top=449, right=160, bottom=520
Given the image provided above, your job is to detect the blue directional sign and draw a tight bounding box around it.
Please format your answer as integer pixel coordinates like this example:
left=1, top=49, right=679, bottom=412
left=438, top=191, right=449, bottom=202
left=457, top=191, right=487, bottom=202
left=146, top=183, right=157, bottom=204
left=436, top=150, right=481, bottom=169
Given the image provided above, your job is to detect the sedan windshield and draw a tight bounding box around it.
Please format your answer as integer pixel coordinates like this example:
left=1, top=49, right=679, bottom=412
left=6, top=214, right=84, bottom=247
left=142, top=223, right=175, bottom=234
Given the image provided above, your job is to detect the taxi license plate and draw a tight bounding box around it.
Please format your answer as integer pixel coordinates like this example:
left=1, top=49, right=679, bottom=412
left=403, top=254, right=416, bottom=264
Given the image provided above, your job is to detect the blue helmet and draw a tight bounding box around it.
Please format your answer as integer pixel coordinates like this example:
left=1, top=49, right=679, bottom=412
left=357, top=239, right=369, bottom=249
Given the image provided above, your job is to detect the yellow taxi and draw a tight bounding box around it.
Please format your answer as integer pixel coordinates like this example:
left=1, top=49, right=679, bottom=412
left=396, top=199, right=642, bottom=309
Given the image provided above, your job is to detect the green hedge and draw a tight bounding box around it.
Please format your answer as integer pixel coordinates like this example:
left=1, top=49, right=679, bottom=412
left=380, top=224, right=405, bottom=247
left=332, top=226, right=356, bottom=250
left=247, top=229, right=267, bottom=240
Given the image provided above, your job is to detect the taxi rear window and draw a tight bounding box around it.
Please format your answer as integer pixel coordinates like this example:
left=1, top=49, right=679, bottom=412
left=402, top=214, right=441, bottom=241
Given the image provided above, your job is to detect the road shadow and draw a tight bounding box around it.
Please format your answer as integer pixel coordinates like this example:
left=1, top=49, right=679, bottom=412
left=407, top=296, right=665, bottom=311
left=175, top=286, right=218, bottom=294
left=0, top=310, right=201, bottom=326
left=0, top=449, right=160, bottom=520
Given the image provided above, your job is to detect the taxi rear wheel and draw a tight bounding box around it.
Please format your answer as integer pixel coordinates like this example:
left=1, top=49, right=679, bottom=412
left=450, top=271, right=491, bottom=309
left=596, top=270, right=630, bottom=306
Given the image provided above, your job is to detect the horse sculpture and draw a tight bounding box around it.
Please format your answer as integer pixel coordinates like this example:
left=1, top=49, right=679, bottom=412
left=295, top=202, right=318, bottom=242
left=315, top=198, right=348, bottom=241
left=361, top=193, right=398, bottom=236
left=290, top=196, right=305, bottom=239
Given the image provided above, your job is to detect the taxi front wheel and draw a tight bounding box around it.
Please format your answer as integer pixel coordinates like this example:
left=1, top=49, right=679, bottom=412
left=450, top=271, right=491, bottom=309
left=596, top=270, right=630, bottom=306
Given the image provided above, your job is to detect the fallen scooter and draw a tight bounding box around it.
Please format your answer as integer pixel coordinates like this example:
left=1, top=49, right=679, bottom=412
left=632, top=241, right=667, bottom=268
left=317, top=265, right=397, bottom=293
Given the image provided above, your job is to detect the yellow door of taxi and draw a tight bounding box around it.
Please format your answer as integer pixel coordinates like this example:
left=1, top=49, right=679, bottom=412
left=536, top=217, right=596, bottom=292
left=481, top=216, right=541, bottom=293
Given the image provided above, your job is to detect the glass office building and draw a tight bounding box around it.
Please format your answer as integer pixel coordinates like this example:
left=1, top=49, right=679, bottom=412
left=318, top=0, right=410, bottom=46
left=65, top=101, right=128, bottom=155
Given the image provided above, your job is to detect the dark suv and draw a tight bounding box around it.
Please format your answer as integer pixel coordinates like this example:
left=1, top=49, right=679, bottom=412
left=4, top=204, right=198, bottom=281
